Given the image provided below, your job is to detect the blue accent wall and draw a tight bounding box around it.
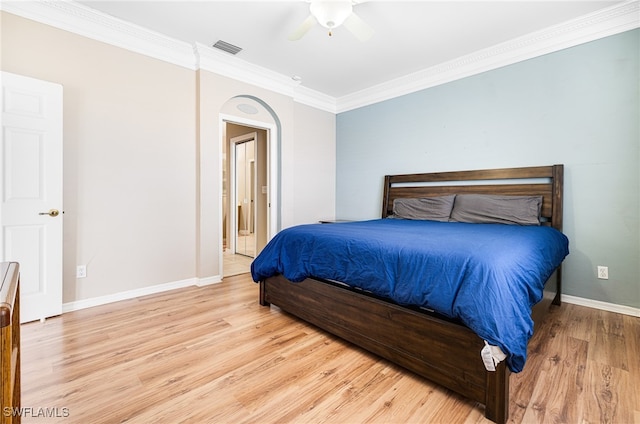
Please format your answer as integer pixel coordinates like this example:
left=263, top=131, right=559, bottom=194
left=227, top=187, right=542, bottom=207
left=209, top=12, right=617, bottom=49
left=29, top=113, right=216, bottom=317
left=336, top=29, right=639, bottom=309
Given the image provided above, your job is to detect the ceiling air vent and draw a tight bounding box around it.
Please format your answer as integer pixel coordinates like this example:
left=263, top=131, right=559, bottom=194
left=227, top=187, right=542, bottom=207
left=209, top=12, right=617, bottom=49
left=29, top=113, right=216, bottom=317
left=212, top=40, right=242, bottom=55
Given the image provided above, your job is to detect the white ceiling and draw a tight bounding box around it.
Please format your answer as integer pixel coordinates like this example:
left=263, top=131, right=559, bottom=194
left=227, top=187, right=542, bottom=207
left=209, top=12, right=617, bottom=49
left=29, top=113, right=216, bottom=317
left=76, top=1, right=625, bottom=99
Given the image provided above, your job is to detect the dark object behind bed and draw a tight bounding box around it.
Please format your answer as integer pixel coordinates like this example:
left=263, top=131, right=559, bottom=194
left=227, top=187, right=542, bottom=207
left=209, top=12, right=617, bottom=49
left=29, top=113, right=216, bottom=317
left=259, top=164, right=564, bottom=424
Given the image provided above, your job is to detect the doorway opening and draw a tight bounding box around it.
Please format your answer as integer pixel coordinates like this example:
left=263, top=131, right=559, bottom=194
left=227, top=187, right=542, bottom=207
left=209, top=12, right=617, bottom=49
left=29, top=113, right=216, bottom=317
left=222, top=122, right=270, bottom=277
left=219, top=96, right=280, bottom=278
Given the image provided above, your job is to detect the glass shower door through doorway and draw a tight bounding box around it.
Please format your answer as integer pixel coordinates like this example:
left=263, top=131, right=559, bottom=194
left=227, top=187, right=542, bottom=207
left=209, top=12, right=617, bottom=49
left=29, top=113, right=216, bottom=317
left=235, top=138, right=256, bottom=258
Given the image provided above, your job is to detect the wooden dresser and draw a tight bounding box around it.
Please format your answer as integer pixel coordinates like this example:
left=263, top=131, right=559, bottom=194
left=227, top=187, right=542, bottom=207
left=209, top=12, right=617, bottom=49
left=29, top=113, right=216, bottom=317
left=0, top=262, right=20, bottom=424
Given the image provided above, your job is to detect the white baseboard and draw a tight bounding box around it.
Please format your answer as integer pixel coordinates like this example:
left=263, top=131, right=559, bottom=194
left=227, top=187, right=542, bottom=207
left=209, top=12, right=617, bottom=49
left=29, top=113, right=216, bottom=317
left=62, top=275, right=222, bottom=313
left=562, top=294, right=640, bottom=317
left=196, top=275, right=223, bottom=287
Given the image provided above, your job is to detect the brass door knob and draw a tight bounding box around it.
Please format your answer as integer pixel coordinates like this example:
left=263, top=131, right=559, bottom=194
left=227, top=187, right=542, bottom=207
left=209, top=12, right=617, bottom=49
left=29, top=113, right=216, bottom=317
left=39, top=209, right=60, bottom=217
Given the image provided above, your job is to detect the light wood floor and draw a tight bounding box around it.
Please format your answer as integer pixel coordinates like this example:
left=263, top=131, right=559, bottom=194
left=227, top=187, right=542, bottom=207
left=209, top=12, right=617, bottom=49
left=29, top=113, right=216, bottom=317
left=223, top=251, right=253, bottom=277
left=20, top=274, right=639, bottom=423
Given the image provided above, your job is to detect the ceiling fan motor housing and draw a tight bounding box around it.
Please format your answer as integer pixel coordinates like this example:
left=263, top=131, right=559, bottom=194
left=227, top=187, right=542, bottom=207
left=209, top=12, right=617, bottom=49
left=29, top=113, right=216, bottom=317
left=310, top=1, right=353, bottom=29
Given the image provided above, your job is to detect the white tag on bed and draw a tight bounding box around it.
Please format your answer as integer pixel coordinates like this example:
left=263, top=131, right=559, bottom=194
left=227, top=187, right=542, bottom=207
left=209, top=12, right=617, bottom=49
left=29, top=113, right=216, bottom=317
left=481, top=341, right=496, bottom=372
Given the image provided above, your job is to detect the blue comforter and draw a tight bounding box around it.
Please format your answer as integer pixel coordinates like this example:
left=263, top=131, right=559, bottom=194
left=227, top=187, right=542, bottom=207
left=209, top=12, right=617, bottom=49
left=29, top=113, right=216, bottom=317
left=251, top=219, right=569, bottom=372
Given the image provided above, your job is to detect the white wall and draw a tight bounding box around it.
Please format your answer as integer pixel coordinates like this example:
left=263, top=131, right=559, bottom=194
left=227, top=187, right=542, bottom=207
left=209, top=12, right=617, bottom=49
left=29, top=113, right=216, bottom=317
left=292, top=102, right=337, bottom=225
left=1, top=11, right=337, bottom=303
left=1, top=12, right=197, bottom=302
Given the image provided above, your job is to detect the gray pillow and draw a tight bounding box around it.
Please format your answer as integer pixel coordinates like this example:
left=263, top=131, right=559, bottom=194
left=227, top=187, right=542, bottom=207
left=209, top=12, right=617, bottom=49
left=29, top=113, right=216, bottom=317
left=450, top=194, right=542, bottom=225
left=392, top=195, right=456, bottom=222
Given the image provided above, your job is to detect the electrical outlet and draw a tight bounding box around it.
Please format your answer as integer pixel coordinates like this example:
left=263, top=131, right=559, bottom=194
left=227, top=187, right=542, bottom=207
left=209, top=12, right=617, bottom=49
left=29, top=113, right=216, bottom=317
left=76, top=265, right=87, bottom=278
left=597, top=266, right=608, bottom=280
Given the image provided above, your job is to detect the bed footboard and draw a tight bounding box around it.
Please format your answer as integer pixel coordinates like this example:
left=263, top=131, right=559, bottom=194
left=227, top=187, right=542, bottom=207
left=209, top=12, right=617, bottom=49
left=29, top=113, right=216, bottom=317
left=260, top=275, right=510, bottom=423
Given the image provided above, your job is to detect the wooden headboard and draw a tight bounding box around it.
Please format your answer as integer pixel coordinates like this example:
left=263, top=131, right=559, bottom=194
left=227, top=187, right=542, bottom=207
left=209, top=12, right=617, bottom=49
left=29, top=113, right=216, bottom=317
left=382, top=164, right=564, bottom=231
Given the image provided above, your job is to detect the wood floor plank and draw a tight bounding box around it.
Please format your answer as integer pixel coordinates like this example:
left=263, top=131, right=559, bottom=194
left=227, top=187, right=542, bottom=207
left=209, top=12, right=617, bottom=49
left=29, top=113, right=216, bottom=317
left=622, top=314, right=640, bottom=417
left=18, top=274, right=639, bottom=424
left=562, top=303, right=595, bottom=342
left=589, top=310, right=629, bottom=371
left=520, top=335, right=588, bottom=423
left=582, top=360, right=633, bottom=424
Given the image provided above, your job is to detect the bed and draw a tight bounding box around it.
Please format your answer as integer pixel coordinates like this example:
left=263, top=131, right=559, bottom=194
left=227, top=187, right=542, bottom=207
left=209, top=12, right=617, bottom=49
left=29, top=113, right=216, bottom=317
left=252, top=165, right=568, bottom=423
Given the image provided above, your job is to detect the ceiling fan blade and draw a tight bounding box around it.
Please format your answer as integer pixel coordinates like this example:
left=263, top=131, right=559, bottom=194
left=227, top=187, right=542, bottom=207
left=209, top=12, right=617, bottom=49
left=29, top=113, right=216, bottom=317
left=343, top=12, right=374, bottom=41
left=288, top=14, right=317, bottom=41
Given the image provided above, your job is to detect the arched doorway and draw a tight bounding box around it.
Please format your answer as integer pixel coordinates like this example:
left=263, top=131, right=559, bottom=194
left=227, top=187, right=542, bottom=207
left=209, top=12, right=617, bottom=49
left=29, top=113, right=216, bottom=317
left=219, top=96, right=280, bottom=277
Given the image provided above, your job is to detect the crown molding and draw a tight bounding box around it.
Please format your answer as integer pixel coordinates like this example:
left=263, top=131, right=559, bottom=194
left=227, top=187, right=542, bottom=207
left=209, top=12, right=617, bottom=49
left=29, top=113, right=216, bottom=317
left=0, top=0, right=197, bottom=69
left=293, top=85, right=338, bottom=113
left=194, top=43, right=337, bottom=113
left=2, top=1, right=637, bottom=115
left=0, top=0, right=337, bottom=112
left=195, top=42, right=297, bottom=97
left=335, top=0, right=640, bottom=113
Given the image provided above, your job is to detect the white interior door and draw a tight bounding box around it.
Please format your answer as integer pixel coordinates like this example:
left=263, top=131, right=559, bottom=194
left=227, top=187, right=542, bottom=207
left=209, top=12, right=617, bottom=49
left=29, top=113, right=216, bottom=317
left=1, top=72, right=63, bottom=323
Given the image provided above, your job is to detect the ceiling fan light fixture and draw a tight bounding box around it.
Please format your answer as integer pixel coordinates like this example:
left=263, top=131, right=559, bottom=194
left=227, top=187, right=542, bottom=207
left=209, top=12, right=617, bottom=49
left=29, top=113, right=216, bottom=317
left=310, top=1, right=353, bottom=29
left=288, top=0, right=373, bottom=41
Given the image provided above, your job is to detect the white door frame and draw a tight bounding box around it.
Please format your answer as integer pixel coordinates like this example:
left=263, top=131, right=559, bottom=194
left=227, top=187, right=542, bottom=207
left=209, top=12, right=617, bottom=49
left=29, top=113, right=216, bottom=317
left=219, top=114, right=278, bottom=276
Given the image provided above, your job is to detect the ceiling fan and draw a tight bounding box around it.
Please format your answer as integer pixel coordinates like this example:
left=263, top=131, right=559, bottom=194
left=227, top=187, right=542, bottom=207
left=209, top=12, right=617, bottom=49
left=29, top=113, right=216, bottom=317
left=288, top=0, right=374, bottom=42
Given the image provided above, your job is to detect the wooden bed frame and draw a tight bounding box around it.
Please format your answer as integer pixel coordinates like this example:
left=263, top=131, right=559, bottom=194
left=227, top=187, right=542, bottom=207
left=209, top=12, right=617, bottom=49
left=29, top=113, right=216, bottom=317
left=259, top=165, right=564, bottom=424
